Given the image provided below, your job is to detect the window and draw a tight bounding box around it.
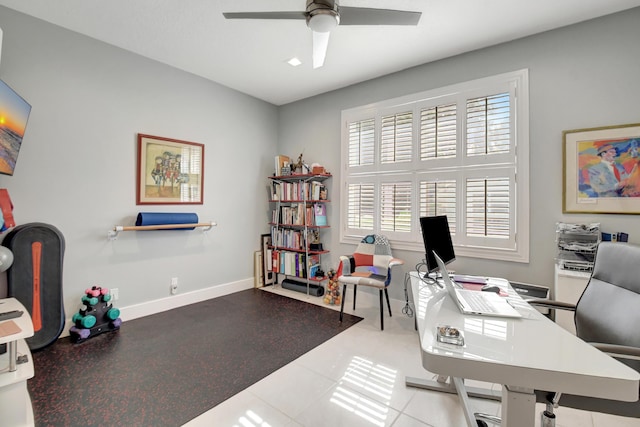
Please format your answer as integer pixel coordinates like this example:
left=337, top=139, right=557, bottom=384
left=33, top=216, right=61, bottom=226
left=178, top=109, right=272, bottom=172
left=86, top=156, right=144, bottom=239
left=340, top=70, right=529, bottom=262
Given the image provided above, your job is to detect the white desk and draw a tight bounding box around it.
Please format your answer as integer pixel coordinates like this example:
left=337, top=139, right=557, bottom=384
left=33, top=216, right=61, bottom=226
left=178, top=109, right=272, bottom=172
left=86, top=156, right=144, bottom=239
left=0, top=298, right=35, bottom=427
left=407, top=271, right=639, bottom=427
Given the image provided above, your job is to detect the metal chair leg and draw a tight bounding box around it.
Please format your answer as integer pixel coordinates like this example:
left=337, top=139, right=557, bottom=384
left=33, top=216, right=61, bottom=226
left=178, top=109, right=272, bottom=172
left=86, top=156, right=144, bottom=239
left=384, top=288, right=392, bottom=317
left=339, top=284, right=347, bottom=323
left=353, top=285, right=357, bottom=309
left=379, top=289, right=384, bottom=330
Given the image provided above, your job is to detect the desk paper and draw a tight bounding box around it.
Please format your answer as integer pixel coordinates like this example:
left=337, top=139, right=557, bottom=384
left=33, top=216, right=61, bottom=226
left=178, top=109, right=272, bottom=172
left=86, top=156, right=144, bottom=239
left=0, top=320, right=22, bottom=337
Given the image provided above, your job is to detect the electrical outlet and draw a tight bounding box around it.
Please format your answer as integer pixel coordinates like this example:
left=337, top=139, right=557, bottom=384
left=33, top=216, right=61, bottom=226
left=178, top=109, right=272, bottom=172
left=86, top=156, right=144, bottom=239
left=171, top=277, right=178, bottom=295
left=111, top=288, right=119, bottom=300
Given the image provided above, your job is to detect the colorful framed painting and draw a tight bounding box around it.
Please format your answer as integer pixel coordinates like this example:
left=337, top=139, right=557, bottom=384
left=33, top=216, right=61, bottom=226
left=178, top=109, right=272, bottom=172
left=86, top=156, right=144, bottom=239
left=563, top=123, right=640, bottom=214
left=136, top=134, right=204, bottom=205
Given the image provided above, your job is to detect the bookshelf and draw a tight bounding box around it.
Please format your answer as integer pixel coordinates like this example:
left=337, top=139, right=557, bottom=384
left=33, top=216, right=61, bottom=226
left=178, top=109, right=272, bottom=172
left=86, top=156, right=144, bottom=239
left=268, top=173, right=331, bottom=295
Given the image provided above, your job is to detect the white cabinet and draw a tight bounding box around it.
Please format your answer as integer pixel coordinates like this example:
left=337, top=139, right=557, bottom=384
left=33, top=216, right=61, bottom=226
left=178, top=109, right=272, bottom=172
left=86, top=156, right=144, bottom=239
left=553, top=265, right=590, bottom=335
left=0, top=298, right=35, bottom=426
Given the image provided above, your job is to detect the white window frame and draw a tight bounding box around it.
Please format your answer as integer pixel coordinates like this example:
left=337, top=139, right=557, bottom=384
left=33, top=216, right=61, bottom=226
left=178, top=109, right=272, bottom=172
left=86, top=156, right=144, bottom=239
left=340, top=70, right=529, bottom=263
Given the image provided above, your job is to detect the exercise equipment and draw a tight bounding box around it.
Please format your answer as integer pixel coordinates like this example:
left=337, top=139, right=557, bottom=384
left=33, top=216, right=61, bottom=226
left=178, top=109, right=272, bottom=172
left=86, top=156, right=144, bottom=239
left=2, top=223, right=65, bottom=351
left=69, top=286, right=121, bottom=344
left=281, top=278, right=325, bottom=297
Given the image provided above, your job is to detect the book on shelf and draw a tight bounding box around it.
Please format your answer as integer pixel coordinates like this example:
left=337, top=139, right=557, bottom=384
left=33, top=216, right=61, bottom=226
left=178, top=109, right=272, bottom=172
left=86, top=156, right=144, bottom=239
left=267, top=249, right=321, bottom=279
left=296, top=203, right=304, bottom=225
left=270, top=179, right=328, bottom=202
left=308, top=254, right=320, bottom=278
left=305, top=206, right=313, bottom=226
left=314, top=203, right=327, bottom=226
left=271, top=226, right=312, bottom=250
left=266, top=248, right=273, bottom=272
left=272, top=250, right=280, bottom=273
left=271, top=181, right=281, bottom=200
left=309, top=264, right=320, bottom=278
left=311, top=181, right=327, bottom=200
left=319, top=185, right=327, bottom=200
left=275, top=155, right=291, bottom=176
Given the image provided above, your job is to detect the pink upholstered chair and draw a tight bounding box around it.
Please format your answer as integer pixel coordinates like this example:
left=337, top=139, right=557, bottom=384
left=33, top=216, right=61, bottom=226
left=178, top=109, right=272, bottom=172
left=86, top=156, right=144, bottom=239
left=337, top=234, right=404, bottom=330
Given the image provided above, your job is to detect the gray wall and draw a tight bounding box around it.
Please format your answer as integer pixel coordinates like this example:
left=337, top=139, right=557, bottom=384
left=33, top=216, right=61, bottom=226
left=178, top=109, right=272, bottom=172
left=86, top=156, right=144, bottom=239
left=277, top=8, right=640, bottom=299
left=0, top=7, right=279, bottom=312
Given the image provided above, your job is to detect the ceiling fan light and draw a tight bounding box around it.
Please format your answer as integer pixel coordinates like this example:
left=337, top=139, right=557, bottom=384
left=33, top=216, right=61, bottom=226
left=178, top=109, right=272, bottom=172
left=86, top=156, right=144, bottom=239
left=307, top=12, right=338, bottom=33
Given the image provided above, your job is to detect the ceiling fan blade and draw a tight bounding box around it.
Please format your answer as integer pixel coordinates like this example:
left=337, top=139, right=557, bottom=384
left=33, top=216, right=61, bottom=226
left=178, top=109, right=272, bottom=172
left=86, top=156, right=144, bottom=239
left=223, top=11, right=306, bottom=20
left=312, top=31, right=331, bottom=69
left=338, top=7, right=421, bottom=25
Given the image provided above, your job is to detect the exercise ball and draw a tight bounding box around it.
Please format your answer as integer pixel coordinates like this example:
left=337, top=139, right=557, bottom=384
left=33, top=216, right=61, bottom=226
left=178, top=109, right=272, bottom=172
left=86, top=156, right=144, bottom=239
left=0, top=246, right=14, bottom=272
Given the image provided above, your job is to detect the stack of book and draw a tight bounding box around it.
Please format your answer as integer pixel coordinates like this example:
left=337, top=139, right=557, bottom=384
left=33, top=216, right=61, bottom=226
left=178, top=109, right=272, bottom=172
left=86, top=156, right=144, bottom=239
left=271, top=204, right=326, bottom=227
left=270, top=227, right=311, bottom=250
left=270, top=180, right=328, bottom=201
left=270, top=251, right=321, bottom=278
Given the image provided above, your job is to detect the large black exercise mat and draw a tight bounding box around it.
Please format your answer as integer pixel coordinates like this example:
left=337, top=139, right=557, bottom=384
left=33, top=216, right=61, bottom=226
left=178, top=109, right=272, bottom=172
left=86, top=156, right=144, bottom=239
left=2, top=223, right=65, bottom=350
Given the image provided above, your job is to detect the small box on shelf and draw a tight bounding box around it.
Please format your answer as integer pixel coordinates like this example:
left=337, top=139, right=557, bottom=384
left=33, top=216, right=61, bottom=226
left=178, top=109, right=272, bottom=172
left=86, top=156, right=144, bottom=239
left=601, top=231, right=629, bottom=242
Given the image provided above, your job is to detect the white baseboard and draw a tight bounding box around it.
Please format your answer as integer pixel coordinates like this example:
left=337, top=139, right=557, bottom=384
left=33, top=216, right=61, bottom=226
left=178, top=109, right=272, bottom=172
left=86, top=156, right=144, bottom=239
left=60, top=278, right=254, bottom=338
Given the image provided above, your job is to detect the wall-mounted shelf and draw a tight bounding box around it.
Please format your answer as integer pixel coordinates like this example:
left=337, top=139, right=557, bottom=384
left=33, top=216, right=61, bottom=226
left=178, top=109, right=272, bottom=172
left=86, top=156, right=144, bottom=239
left=107, top=222, right=217, bottom=240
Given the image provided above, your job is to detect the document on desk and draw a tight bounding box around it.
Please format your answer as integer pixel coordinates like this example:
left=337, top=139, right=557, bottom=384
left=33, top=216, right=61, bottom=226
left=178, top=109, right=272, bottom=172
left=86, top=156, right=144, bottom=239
left=0, top=320, right=22, bottom=338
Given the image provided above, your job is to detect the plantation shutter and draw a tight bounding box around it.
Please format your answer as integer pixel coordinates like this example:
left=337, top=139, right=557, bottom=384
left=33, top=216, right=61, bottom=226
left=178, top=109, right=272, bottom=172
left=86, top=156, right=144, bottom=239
left=465, top=177, right=510, bottom=238
left=347, top=183, right=375, bottom=230
left=341, top=70, right=528, bottom=262
left=348, top=119, right=375, bottom=167
left=466, top=93, right=510, bottom=156
left=381, top=112, right=413, bottom=164
left=419, top=180, right=457, bottom=235
left=420, top=104, right=457, bottom=160
left=380, top=182, right=412, bottom=233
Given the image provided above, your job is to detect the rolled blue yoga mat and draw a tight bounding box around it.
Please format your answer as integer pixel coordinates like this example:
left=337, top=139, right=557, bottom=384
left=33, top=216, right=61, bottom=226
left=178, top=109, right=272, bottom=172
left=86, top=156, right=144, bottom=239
left=136, top=212, right=199, bottom=230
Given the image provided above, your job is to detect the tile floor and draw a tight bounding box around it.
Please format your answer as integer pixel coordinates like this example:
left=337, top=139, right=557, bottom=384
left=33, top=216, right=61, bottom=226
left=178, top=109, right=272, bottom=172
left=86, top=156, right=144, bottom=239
left=184, top=285, right=640, bottom=427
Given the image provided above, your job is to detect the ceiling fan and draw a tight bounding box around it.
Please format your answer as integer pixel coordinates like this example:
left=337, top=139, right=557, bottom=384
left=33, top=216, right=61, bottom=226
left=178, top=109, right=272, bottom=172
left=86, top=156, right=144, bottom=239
left=223, top=0, right=422, bottom=69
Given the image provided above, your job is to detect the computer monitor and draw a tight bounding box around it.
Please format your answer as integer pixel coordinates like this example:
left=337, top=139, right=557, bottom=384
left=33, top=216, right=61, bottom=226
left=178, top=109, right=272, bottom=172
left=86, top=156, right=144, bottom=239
left=419, top=215, right=455, bottom=273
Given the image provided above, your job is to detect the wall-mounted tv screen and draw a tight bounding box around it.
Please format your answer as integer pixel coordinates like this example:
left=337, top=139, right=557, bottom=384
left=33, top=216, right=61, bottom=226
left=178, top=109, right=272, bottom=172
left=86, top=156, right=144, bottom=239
left=0, top=78, right=31, bottom=176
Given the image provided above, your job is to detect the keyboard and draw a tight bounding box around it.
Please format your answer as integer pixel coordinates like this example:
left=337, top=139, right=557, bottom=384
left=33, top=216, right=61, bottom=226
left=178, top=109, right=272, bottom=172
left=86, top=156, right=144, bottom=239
left=453, top=274, right=488, bottom=285
left=459, top=291, right=497, bottom=313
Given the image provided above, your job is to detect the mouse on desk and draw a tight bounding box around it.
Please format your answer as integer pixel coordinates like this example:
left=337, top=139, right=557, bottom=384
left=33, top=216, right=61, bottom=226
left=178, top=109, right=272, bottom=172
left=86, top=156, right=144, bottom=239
left=481, top=284, right=501, bottom=293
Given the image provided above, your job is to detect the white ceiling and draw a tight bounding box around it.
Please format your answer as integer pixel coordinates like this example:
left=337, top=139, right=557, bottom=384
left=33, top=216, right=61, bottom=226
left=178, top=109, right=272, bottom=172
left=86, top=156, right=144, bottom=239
left=1, top=0, right=640, bottom=105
